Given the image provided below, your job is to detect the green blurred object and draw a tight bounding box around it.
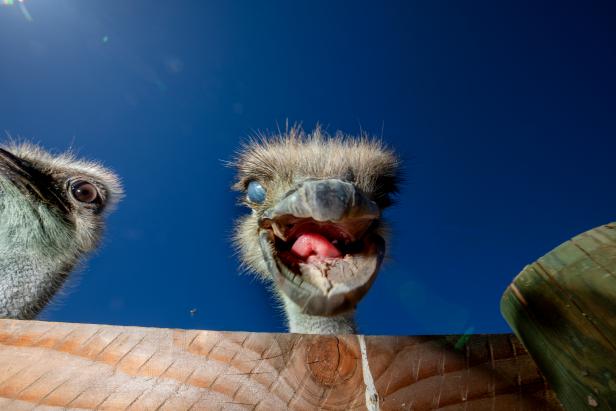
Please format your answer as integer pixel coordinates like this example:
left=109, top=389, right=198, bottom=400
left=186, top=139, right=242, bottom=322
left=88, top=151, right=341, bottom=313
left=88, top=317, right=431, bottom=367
left=501, top=222, right=616, bottom=410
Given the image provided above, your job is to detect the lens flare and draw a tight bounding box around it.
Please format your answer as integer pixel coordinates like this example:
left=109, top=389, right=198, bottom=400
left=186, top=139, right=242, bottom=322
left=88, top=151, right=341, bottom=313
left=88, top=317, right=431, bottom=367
left=2, top=0, right=32, bottom=22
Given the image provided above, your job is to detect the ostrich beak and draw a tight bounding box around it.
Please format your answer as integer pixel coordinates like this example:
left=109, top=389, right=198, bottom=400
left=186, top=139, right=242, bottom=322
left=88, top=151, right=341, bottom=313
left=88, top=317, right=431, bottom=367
left=258, top=179, right=385, bottom=316
left=260, top=179, right=380, bottom=229
left=0, top=148, right=69, bottom=213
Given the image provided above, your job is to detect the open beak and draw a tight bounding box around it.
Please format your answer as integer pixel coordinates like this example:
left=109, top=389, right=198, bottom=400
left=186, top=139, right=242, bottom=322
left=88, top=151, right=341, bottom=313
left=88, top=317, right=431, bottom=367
left=0, top=148, right=69, bottom=213
left=258, top=179, right=385, bottom=316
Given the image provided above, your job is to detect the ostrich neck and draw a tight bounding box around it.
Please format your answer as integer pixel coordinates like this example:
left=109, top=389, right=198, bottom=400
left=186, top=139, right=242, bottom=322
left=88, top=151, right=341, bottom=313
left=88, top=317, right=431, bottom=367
left=281, top=294, right=357, bottom=334
left=1, top=181, right=79, bottom=319
left=0, top=251, right=73, bottom=320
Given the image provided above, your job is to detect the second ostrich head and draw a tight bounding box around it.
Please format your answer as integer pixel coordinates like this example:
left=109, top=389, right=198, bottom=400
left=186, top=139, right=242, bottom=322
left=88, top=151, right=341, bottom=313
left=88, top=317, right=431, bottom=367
left=233, top=128, right=400, bottom=334
left=0, top=143, right=122, bottom=319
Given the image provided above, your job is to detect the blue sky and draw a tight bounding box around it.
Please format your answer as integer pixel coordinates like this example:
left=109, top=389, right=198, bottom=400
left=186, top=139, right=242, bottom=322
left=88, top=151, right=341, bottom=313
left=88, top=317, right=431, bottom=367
left=0, top=1, right=614, bottom=335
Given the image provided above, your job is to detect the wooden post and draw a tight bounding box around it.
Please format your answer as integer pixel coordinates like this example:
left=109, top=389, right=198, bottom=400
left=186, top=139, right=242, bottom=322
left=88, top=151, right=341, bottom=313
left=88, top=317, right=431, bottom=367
left=0, top=319, right=560, bottom=410
left=501, top=222, right=616, bottom=410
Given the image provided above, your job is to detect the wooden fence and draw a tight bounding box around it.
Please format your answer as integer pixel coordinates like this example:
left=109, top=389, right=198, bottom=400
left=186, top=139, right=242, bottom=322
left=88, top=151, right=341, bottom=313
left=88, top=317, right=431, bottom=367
left=0, top=319, right=561, bottom=410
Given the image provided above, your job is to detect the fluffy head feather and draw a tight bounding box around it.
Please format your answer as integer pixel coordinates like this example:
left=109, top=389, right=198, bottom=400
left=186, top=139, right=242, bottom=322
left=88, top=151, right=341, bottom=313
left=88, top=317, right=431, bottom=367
left=232, top=126, right=400, bottom=208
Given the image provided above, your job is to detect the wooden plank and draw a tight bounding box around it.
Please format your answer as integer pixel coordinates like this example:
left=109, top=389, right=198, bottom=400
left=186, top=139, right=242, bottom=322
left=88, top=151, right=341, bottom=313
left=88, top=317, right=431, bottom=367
left=501, top=222, right=616, bottom=410
left=0, top=319, right=560, bottom=410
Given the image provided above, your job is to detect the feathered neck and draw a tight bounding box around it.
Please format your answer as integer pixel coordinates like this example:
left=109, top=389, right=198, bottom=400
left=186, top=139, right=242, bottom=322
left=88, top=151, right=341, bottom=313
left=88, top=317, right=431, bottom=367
left=281, top=294, right=356, bottom=334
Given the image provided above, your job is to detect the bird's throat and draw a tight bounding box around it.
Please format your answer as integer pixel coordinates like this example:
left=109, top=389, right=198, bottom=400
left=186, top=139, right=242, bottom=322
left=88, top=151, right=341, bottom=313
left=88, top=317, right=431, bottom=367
left=0, top=252, right=74, bottom=319
left=281, top=294, right=357, bottom=334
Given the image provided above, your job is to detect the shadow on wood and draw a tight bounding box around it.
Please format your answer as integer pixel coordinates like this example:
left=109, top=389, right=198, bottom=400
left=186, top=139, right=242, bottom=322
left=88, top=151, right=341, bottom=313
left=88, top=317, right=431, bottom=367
left=0, top=319, right=561, bottom=410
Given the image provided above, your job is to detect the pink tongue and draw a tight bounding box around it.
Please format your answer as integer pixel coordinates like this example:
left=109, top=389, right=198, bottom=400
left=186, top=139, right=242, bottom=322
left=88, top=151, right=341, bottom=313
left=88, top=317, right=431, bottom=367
left=291, top=233, right=342, bottom=259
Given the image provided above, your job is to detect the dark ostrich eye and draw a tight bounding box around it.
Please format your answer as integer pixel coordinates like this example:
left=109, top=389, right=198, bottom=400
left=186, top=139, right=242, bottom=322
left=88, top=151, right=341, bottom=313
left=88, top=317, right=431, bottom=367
left=247, top=181, right=266, bottom=204
left=70, top=180, right=99, bottom=203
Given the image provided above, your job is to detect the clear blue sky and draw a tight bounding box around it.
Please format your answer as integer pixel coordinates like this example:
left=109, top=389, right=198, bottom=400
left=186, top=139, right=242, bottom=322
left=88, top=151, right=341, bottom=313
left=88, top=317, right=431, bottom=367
left=0, top=1, right=614, bottom=335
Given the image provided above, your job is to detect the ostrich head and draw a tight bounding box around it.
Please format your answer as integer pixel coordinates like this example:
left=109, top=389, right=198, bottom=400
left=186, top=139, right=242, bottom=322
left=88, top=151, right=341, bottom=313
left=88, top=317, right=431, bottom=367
left=232, top=128, right=400, bottom=334
left=0, top=143, right=122, bottom=319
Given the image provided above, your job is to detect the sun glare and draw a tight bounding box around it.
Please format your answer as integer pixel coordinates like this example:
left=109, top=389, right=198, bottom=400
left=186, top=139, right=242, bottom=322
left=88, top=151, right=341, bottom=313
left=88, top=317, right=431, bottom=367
left=1, top=0, right=25, bottom=5
left=1, top=0, right=32, bottom=21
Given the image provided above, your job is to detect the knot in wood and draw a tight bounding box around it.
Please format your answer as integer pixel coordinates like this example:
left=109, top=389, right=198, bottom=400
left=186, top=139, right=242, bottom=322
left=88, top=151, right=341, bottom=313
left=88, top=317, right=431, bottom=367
left=305, top=336, right=356, bottom=387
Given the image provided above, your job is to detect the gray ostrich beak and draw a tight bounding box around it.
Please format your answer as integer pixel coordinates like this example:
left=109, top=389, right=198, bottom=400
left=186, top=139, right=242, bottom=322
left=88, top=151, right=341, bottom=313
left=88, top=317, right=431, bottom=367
left=0, top=147, right=69, bottom=213
left=257, top=178, right=385, bottom=316
left=259, top=179, right=380, bottom=240
left=261, top=179, right=379, bottom=224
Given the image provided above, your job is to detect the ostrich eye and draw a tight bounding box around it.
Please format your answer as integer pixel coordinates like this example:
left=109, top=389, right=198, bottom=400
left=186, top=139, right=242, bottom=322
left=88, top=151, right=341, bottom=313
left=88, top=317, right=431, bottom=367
left=247, top=181, right=266, bottom=204
left=70, top=180, right=99, bottom=203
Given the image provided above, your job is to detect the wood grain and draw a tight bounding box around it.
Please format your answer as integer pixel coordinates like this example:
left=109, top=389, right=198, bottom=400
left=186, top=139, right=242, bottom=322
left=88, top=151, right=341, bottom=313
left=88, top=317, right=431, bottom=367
left=0, top=319, right=560, bottom=410
left=501, top=222, right=616, bottom=410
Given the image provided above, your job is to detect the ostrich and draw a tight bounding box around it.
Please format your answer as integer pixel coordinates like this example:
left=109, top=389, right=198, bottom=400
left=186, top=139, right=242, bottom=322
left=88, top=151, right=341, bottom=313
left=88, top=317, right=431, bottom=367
left=232, top=127, right=400, bottom=334
left=0, top=143, right=122, bottom=319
